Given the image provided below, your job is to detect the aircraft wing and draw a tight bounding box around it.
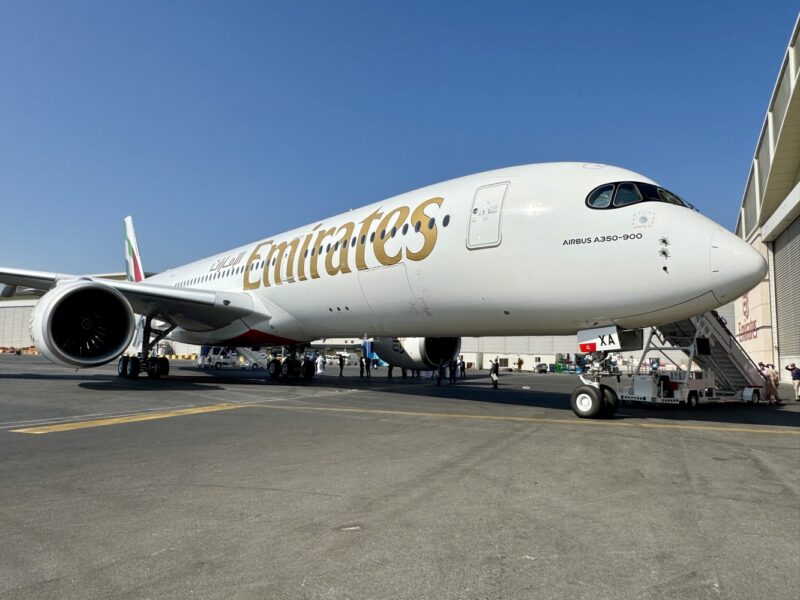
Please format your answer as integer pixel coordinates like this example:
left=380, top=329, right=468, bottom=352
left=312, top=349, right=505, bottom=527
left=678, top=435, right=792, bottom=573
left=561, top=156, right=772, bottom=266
left=0, top=267, right=257, bottom=331
left=0, top=267, right=72, bottom=292
left=104, top=279, right=255, bottom=330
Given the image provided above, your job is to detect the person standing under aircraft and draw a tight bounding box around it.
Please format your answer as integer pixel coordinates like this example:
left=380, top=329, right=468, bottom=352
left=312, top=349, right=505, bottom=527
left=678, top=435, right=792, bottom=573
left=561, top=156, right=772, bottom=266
left=387, top=364, right=393, bottom=378
left=785, top=362, right=800, bottom=400
left=316, top=353, right=325, bottom=375
left=365, top=356, right=371, bottom=378
left=459, top=356, right=466, bottom=379
left=449, top=358, right=457, bottom=384
left=359, top=356, right=365, bottom=378
left=338, top=354, right=345, bottom=377
left=489, top=360, right=499, bottom=389
left=760, top=363, right=783, bottom=405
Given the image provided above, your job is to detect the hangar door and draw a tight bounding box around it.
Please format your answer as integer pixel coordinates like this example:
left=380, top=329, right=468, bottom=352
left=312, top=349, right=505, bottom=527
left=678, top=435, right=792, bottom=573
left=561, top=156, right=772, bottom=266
left=467, top=182, right=508, bottom=249
left=774, top=215, right=800, bottom=359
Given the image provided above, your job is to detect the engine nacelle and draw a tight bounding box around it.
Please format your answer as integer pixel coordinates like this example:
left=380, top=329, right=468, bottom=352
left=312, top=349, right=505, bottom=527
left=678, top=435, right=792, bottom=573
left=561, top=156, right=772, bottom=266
left=30, top=280, right=136, bottom=368
left=372, top=337, right=461, bottom=370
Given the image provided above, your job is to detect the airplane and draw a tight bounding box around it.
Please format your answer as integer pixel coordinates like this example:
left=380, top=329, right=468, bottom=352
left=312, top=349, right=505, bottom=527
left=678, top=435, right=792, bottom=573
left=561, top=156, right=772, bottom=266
left=0, top=162, right=766, bottom=418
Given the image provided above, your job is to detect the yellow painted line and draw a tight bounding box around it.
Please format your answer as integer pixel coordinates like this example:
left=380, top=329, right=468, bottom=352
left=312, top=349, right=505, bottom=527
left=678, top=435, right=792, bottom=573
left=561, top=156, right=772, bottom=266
left=11, top=403, right=245, bottom=434
left=252, top=405, right=800, bottom=436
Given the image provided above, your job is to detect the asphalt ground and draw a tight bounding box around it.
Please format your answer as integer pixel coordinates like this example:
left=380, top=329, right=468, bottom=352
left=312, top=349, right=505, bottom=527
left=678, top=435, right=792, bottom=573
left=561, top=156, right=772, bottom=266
left=0, top=355, right=798, bottom=600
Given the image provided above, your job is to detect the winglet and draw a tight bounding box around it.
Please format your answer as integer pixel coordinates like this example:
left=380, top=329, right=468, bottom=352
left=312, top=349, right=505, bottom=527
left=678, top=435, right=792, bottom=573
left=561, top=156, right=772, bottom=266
left=124, top=216, right=145, bottom=283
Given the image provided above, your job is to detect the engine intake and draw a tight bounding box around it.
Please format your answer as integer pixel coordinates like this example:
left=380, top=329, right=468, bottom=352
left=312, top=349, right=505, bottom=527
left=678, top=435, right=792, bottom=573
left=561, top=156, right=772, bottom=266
left=372, top=337, right=461, bottom=370
left=30, top=280, right=136, bottom=368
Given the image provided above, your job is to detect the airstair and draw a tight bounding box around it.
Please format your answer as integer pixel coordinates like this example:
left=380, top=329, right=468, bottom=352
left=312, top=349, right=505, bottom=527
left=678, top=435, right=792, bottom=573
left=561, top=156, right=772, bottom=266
left=235, top=347, right=266, bottom=369
left=651, top=312, right=763, bottom=396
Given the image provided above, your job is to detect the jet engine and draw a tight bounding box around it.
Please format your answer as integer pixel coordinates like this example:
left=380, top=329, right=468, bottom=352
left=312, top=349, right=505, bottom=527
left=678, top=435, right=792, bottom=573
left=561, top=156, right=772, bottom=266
left=372, top=337, right=461, bottom=370
left=30, top=280, right=136, bottom=368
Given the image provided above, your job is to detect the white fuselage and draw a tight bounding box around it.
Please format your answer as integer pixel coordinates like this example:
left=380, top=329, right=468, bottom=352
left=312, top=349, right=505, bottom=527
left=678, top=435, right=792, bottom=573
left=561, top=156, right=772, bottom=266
left=147, top=163, right=765, bottom=347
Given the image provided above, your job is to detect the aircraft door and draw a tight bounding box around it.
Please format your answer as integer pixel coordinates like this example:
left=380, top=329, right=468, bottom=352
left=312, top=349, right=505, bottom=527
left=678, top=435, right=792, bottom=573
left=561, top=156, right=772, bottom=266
left=467, top=182, right=508, bottom=249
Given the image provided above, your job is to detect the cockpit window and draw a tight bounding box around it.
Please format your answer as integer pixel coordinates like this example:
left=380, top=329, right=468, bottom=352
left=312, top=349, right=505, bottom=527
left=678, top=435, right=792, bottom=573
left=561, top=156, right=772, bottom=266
left=586, top=181, right=694, bottom=210
left=587, top=184, right=614, bottom=208
left=657, top=188, right=685, bottom=206
left=613, top=183, right=642, bottom=207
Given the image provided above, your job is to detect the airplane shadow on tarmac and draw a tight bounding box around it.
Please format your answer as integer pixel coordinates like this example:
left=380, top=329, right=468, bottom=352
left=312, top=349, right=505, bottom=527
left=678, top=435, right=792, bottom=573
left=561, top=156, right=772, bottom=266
left=348, top=378, right=800, bottom=429
left=0, top=371, right=225, bottom=393
left=168, top=367, right=800, bottom=430
left=3, top=365, right=796, bottom=429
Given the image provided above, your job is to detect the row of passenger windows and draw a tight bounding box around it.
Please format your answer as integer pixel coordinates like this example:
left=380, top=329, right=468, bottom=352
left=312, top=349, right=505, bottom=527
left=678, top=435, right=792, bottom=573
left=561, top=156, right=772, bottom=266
left=173, top=214, right=451, bottom=288
left=586, top=182, right=692, bottom=210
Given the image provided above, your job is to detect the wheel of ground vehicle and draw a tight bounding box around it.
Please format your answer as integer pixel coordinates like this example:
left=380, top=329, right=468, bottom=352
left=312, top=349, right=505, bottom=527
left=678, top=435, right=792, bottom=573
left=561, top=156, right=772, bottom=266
left=749, top=390, right=761, bottom=404
left=570, top=385, right=604, bottom=418
left=117, top=356, right=129, bottom=378
left=687, top=391, right=698, bottom=408
left=126, top=356, right=141, bottom=378
left=268, top=359, right=281, bottom=379
left=599, top=384, right=619, bottom=418
left=281, top=361, right=292, bottom=377
left=251, top=363, right=261, bottom=370
left=214, top=362, right=222, bottom=370
left=158, top=357, right=170, bottom=377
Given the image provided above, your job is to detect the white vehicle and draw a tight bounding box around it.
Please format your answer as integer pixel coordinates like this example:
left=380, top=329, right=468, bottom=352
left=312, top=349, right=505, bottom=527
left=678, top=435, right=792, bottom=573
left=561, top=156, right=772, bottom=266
left=198, top=347, right=242, bottom=370
left=1, top=162, right=766, bottom=418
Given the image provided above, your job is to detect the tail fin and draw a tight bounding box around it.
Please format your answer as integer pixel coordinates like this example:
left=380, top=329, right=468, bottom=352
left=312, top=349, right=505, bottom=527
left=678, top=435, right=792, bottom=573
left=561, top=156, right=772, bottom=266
left=124, top=216, right=145, bottom=283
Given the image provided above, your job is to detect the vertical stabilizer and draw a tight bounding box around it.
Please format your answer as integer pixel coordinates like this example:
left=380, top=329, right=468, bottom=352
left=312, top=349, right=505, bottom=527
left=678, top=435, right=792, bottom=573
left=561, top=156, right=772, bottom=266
left=124, top=216, right=145, bottom=282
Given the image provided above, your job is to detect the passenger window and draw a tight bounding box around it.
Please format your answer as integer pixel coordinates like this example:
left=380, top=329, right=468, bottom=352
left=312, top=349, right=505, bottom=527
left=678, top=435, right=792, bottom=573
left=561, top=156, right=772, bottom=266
left=587, top=184, right=614, bottom=208
left=613, top=183, right=642, bottom=207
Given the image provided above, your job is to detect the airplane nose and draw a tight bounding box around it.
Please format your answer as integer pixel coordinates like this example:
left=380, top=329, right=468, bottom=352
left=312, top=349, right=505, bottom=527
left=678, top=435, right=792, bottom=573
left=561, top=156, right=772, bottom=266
left=710, top=228, right=767, bottom=304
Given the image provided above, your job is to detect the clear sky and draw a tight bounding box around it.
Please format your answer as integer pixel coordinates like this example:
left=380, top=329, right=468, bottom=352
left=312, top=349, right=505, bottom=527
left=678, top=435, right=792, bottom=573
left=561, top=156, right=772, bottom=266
left=1, top=1, right=798, bottom=273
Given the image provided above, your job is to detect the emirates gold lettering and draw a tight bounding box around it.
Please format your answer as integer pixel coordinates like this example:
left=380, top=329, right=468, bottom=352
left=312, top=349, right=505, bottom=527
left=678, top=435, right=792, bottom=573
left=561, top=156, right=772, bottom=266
left=326, top=222, right=355, bottom=276
left=406, top=197, right=443, bottom=261
left=373, top=206, right=410, bottom=266
left=243, top=241, right=269, bottom=290
left=310, top=227, right=336, bottom=280
left=241, top=197, right=444, bottom=291
left=356, top=209, right=383, bottom=271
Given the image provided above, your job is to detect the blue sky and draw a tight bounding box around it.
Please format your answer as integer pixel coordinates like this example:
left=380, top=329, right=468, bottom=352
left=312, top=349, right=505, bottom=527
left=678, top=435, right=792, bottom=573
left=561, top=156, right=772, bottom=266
left=1, top=1, right=797, bottom=273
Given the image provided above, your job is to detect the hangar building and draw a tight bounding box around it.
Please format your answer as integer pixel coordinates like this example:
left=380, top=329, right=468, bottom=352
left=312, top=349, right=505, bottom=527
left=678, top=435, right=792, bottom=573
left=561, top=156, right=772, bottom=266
left=733, top=15, right=800, bottom=382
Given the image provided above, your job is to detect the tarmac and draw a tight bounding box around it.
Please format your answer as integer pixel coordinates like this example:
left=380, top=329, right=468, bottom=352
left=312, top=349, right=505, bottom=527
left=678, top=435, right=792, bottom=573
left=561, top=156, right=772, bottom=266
left=0, top=355, right=798, bottom=600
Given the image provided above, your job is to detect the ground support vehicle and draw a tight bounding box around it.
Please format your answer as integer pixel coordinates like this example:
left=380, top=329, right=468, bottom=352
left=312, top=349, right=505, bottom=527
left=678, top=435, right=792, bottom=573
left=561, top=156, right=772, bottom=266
left=616, top=314, right=763, bottom=407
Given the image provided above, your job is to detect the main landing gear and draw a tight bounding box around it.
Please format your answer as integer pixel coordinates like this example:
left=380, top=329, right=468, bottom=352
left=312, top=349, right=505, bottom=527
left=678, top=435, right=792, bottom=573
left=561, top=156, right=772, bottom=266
left=117, top=315, right=175, bottom=380
left=266, top=347, right=316, bottom=381
left=570, top=352, right=619, bottom=419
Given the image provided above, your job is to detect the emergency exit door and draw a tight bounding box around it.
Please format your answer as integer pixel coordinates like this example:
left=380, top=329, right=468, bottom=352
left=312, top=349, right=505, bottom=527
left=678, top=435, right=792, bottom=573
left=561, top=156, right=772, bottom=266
left=467, top=182, right=508, bottom=249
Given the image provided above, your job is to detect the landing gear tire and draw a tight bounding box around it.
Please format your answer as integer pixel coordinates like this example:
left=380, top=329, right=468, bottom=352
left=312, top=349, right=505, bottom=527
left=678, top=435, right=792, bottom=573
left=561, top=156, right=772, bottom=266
left=126, top=356, right=141, bottom=379
left=281, top=360, right=294, bottom=378
left=687, top=391, right=698, bottom=409
left=118, top=356, right=129, bottom=378
left=268, top=359, right=281, bottom=379
left=302, top=360, right=315, bottom=379
left=158, top=357, right=170, bottom=377
left=570, top=385, right=604, bottom=418
left=599, top=384, right=619, bottom=418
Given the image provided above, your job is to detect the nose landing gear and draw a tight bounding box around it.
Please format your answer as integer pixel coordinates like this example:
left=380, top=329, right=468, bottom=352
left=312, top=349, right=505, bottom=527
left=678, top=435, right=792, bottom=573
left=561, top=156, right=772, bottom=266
left=570, top=352, right=619, bottom=418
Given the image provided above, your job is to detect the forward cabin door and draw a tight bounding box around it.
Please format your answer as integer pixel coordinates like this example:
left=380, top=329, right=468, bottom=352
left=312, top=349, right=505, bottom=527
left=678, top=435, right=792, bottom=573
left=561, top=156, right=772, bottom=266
left=467, top=182, right=508, bottom=249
